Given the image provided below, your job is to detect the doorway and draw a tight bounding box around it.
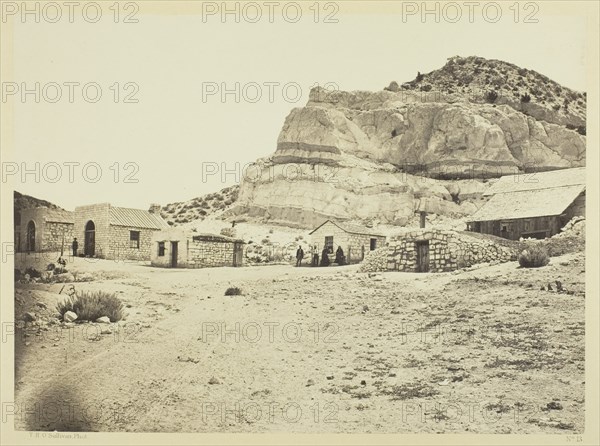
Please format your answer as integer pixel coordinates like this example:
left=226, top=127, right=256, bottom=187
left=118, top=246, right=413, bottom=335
left=233, top=242, right=243, bottom=267
left=416, top=241, right=429, bottom=272
left=84, top=220, right=95, bottom=256
left=26, top=221, right=36, bottom=252
left=170, top=241, right=178, bottom=267
left=370, top=238, right=377, bottom=250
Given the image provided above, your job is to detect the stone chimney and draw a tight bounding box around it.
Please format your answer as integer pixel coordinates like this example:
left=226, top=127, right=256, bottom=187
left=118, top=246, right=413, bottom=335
left=149, top=203, right=161, bottom=214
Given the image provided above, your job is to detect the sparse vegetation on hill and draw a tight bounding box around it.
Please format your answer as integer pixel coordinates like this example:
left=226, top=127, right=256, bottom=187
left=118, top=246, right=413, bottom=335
left=399, top=56, right=586, bottom=127
left=160, top=185, right=239, bottom=225
left=14, top=191, right=62, bottom=213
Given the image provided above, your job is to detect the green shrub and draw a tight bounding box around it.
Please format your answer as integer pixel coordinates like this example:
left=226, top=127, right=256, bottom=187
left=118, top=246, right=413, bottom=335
left=518, top=245, right=549, bottom=268
left=56, top=290, right=125, bottom=322
left=225, top=287, right=242, bottom=296
left=520, top=93, right=531, bottom=103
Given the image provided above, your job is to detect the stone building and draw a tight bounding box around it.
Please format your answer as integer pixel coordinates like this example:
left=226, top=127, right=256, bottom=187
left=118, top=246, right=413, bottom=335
left=309, top=220, right=386, bottom=264
left=73, top=203, right=169, bottom=261
left=17, top=207, right=74, bottom=253
left=467, top=167, right=585, bottom=240
left=387, top=228, right=515, bottom=273
left=150, top=228, right=244, bottom=268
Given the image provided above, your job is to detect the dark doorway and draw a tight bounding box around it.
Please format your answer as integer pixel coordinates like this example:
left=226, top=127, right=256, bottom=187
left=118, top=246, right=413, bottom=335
left=370, top=238, right=377, bottom=250
left=26, top=221, right=35, bottom=252
left=233, top=242, right=243, bottom=267
left=416, top=241, right=429, bottom=272
left=84, top=220, right=95, bottom=256
left=170, top=241, right=178, bottom=267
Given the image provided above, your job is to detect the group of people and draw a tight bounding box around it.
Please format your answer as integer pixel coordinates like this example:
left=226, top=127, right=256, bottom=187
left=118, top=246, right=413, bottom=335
left=295, top=245, right=346, bottom=267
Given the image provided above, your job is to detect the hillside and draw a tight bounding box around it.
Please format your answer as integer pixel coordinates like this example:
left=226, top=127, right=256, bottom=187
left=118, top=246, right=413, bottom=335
left=230, top=56, right=586, bottom=228
left=14, top=191, right=62, bottom=213
left=160, top=185, right=239, bottom=225
left=395, top=55, right=586, bottom=130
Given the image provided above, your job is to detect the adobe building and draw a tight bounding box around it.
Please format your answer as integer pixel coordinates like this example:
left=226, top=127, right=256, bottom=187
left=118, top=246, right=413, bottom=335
left=150, top=228, right=244, bottom=268
left=387, top=228, right=516, bottom=273
left=73, top=203, right=169, bottom=261
left=467, top=167, right=585, bottom=240
left=309, top=220, right=386, bottom=264
left=17, top=207, right=74, bottom=253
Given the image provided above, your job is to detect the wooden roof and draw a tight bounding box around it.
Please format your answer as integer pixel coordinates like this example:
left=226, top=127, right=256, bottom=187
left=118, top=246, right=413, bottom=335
left=468, top=184, right=585, bottom=222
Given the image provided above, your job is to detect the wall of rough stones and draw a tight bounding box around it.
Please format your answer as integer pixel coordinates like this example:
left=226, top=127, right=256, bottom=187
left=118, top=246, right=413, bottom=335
left=107, top=226, right=156, bottom=261
left=387, top=228, right=515, bottom=272
left=43, top=221, right=74, bottom=252
left=187, top=240, right=237, bottom=268
left=18, top=208, right=74, bottom=252
left=73, top=203, right=111, bottom=258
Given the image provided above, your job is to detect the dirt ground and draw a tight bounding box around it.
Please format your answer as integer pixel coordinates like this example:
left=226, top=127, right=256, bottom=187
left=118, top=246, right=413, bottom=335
left=12, top=250, right=585, bottom=433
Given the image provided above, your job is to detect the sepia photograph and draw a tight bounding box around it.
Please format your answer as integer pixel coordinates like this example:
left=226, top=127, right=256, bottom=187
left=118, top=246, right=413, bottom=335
left=1, top=1, right=598, bottom=444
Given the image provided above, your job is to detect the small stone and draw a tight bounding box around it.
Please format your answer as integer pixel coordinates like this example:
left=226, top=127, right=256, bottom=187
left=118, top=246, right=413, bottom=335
left=95, top=316, right=111, bottom=324
left=326, top=375, right=334, bottom=380
left=101, top=328, right=112, bottom=335
left=208, top=377, right=221, bottom=385
left=23, top=312, right=36, bottom=322
left=306, top=379, right=315, bottom=387
left=360, top=380, right=367, bottom=386
left=63, top=311, right=78, bottom=322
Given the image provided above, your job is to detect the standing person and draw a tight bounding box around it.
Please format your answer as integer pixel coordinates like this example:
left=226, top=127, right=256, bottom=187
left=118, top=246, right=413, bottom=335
left=312, top=244, right=319, bottom=267
left=320, top=246, right=330, bottom=267
left=296, top=246, right=304, bottom=267
left=335, top=246, right=345, bottom=266
left=71, top=238, right=78, bottom=257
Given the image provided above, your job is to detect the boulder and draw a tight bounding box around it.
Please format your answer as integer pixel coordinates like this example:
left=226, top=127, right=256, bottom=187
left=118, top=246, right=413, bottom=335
left=63, top=311, right=78, bottom=322
left=23, top=312, right=36, bottom=322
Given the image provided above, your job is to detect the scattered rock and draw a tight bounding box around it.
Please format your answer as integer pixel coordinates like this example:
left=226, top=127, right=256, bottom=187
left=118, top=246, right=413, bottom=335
left=63, top=311, right=78, bottom=322
left=22, top=312, right=36, bottom=322
left=306, top=379, right=315, bottom=387
left=95, top=316, right=111, bottom=324
left=546, top=401, right=563, bottom=411
left=208, top=377, right=221, bottom=385
left=326, top=375, right=334, bottom=380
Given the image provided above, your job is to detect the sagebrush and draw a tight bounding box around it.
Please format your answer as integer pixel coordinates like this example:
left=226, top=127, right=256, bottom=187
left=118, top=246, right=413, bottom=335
left=56, top=290, right=125, bottom=322
left=225, top=287, right=242, bottom=296
left=518, top=244, right=550, bottom=268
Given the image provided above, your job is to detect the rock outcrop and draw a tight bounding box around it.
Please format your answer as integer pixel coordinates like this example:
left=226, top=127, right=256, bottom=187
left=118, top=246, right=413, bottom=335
left=230, top=57, right=586, bottom=228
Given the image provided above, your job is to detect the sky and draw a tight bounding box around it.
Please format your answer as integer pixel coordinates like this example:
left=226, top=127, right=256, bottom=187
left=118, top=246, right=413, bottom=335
left=1, top=1, right=592, bottom=211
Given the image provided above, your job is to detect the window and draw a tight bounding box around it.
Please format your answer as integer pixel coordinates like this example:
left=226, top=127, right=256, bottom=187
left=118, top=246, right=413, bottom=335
left=157, top=241, right=165, bottom=257
left=370, top=238, right=377, bottom=250
left=324, top=236, right=334, bottom=253
left=130, top=231, right=140, bottom=249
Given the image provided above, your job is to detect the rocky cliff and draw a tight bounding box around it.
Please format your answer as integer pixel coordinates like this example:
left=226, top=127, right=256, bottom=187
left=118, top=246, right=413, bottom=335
left=230, top=56, right=586, bottom=228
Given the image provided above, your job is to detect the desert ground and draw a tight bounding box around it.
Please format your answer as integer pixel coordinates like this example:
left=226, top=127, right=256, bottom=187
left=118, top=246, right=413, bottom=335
left=12, top=250, right=584, bottom=433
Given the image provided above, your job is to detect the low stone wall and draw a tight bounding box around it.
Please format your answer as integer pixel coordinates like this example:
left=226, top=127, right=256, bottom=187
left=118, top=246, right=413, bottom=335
left=387, top=228, right=516, bottom=273
left=187, top=239, right=237, bottom=268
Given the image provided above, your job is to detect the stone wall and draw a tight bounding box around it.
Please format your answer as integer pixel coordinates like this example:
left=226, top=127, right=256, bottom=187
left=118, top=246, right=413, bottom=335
left=387, top=229, right=515, bottom=273
left=107, top=225, right=157, bottom=261
left=18, top=208, right=74, bottom=252
left=43, top=221, right=74, bottom=252
left=187, top=239, right=237, bottom=268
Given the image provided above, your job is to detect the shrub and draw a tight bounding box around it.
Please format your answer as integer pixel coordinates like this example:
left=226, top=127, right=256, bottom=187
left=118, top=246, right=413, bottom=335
left=47, top=263, right=56, bottom=271
left=415, top=72, right=424, bottom=82
left=485, top=90, right=498, bottom=103
left=420, top=84, right=432, bottom=92
left=576, top=126, right=586, bottom=136
left=518, top=245, right=549, bottom=268
left=56, top=290, right=125, bottom=322
left=24, top=267, right=42, bottom=278
left=520, top=93, right=531, bottom=103
left=53, top=267, right=68, bottom=275
left=225, top=287, right=242, bottom=296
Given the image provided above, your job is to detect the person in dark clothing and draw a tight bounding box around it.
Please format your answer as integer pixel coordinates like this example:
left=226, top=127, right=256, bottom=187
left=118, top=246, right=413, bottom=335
left=335, top=246, right=345, bottom=266
left=320, top=247, right=330, bottom=266
left=72, top=238, right=78, bottom=257
left=295, top=246, right=304, bottom=267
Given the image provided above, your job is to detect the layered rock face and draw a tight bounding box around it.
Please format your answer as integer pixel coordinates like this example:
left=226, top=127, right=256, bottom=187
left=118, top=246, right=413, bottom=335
left=231, top=59, right=586, bottom=228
